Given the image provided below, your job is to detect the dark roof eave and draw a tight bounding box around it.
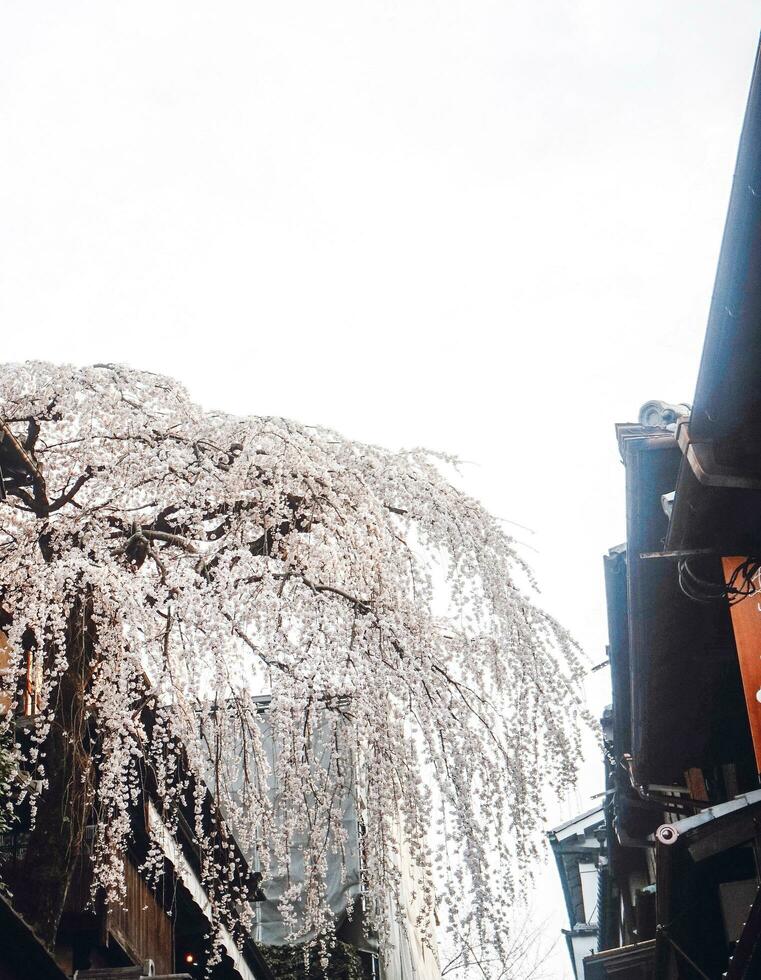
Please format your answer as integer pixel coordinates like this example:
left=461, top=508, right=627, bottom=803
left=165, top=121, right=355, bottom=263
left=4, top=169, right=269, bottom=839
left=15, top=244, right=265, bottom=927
left=0, top=890, right=69, bottom=980
left=690, top=37, right=761, bottom=448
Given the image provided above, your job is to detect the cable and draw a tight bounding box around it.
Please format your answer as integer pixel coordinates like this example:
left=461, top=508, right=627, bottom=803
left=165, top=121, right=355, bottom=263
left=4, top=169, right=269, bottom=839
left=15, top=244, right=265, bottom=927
left=677, top=556, right=761, bottom=605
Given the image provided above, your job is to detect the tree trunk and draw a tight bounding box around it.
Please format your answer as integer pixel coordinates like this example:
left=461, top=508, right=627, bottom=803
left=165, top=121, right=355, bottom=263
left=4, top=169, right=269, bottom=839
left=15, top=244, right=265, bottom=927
left=11, top=600, right=94, bottom=949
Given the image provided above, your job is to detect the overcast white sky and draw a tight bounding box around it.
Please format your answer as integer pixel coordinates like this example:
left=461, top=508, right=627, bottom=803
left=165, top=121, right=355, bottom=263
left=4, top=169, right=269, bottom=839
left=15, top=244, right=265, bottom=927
left=2, top=3, right=761, bottom=976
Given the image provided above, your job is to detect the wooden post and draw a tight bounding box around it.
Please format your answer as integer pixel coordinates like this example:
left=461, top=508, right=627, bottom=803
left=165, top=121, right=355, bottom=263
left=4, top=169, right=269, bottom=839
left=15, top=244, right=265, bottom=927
left=723, top=556, right=761, bottom=778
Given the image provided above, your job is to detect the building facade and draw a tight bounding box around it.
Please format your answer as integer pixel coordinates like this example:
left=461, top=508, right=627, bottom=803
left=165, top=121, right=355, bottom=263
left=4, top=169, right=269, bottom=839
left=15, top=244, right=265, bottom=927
left=554, top=35, right=761, bottom=980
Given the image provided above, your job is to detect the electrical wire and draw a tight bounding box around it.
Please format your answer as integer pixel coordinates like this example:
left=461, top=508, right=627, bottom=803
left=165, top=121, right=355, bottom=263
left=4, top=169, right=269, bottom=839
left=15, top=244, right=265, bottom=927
left=677, top=556, right=761, bottom=605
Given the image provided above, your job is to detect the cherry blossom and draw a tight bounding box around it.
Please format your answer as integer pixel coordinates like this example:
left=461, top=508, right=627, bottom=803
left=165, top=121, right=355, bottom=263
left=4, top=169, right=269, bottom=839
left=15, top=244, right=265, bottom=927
left=0, top=362, right=586, bottom=968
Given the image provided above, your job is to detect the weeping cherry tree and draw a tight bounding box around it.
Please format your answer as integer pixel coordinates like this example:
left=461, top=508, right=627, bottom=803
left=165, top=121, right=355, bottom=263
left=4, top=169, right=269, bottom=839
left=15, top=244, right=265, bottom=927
left=0, top=362, right=586, bottom=969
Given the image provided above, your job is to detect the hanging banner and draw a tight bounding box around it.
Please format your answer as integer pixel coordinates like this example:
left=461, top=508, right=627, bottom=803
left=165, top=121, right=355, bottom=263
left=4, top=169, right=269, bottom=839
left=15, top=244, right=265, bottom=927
left=723, top=556, right=761, bottom=775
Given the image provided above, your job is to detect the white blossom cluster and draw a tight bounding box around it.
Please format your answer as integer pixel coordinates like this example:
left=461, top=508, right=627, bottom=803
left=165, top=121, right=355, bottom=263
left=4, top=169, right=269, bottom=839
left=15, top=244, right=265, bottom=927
left=0, top=362, right=586, bottom=969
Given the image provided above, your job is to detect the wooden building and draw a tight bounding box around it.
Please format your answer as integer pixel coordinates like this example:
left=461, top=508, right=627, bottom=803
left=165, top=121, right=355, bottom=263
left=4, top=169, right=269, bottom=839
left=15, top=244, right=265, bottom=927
left=548, top=805, right=607, bottom=978
left=0, top=670, right=274, bottom=980
left=0, top=773, right=274, bottom=980
left=553, top=34, right=761, bottom=980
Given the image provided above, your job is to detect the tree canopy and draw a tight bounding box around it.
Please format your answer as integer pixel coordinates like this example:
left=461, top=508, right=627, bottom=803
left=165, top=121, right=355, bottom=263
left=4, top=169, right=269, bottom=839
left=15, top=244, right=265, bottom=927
left=0, top=362, right=586, bottom=969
